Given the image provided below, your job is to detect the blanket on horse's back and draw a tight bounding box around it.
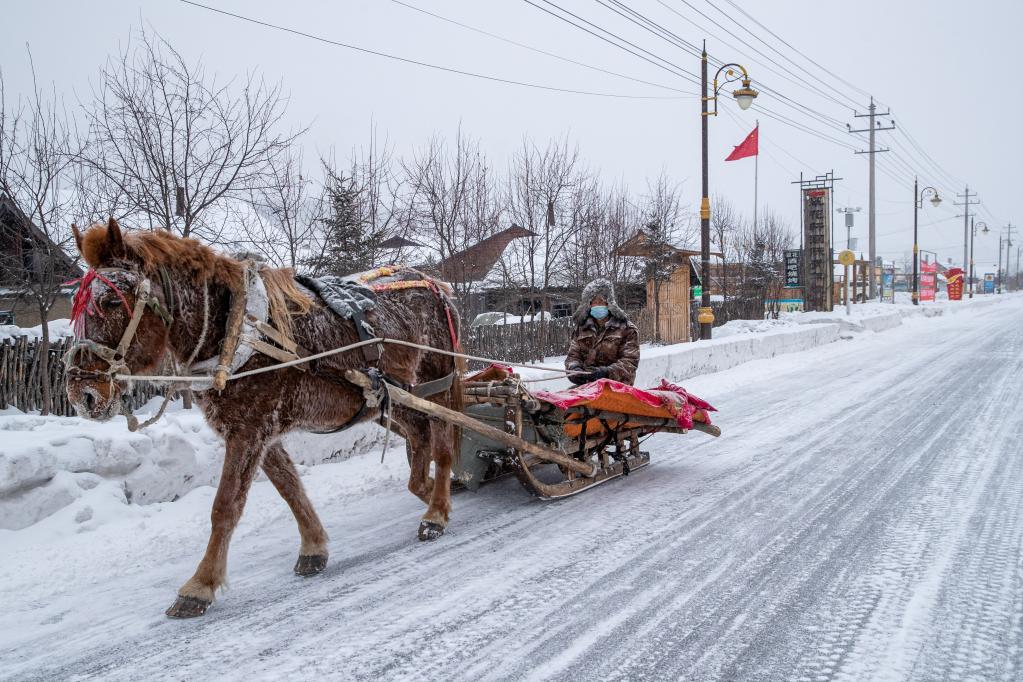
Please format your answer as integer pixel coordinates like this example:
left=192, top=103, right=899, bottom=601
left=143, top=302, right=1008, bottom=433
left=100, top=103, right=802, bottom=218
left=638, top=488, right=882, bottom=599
left=295, top=274, right=377, bottom=336
left=295, top=266, right=453, bottom=342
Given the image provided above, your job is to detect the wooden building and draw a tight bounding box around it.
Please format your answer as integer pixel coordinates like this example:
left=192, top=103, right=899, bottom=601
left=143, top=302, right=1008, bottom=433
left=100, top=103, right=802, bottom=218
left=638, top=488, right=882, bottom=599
left=0, top=194, right=81, bottom=326
left=615, top=231, right=709, bottom=344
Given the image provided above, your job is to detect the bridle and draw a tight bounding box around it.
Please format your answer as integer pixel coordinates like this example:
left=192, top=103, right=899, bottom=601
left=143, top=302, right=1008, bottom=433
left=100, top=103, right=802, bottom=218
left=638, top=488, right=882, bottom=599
left=63, top=268, right=173, bottom=383
left=64, top=265, right=213, bottom=431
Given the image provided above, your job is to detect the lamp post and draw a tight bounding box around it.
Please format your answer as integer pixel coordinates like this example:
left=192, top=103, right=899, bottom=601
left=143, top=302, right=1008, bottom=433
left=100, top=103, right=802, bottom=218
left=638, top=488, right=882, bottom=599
left=971, top=220, right=989, bottom=298
left=912, top=177, right=942, bottom=305
left=700, top=43, right=758, bottom=340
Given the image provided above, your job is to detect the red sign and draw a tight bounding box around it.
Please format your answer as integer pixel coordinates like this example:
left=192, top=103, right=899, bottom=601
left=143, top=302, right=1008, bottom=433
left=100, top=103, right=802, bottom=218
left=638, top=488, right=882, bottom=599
left=946, top=267, right=964, bottom=301
left=920, top=261, right=937, bottom=302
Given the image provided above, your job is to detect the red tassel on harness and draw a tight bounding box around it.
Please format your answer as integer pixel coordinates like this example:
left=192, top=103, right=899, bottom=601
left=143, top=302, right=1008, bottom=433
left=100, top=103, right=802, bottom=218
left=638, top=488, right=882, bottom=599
left=66, top=270, right=131, bottom=338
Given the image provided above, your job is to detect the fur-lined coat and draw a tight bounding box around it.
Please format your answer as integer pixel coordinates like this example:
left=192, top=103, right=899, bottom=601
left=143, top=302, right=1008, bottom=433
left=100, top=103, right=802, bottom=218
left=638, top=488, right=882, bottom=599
left=565, top=279, right=640, bottom=385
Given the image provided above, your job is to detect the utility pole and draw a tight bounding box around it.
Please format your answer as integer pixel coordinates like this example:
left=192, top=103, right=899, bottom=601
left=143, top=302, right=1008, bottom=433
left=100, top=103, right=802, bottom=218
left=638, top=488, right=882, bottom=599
left=954, top=187, right=980, bottom=273
left=1004, top=224, right=1016, bottom=293
left=848, top=97, right=894, bottom=301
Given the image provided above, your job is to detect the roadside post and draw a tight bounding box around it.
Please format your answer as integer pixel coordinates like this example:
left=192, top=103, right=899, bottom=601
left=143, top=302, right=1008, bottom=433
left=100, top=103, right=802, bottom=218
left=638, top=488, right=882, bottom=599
left=839, top=249, right=856, bottom=316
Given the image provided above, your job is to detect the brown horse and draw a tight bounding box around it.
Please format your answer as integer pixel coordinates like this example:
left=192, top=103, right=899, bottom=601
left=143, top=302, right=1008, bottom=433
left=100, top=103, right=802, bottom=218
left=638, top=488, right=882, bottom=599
left=65, top=219, right=463, bottom=618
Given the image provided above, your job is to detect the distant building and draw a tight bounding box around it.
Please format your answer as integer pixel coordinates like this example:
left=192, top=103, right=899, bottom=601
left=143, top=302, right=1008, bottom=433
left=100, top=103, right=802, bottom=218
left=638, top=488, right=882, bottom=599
left=0, top=194, right=81, bottom=326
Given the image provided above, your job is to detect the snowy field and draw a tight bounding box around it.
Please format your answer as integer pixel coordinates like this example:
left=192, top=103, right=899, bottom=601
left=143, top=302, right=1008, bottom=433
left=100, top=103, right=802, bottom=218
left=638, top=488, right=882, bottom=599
left=1, top=295, right=1021, bottom=680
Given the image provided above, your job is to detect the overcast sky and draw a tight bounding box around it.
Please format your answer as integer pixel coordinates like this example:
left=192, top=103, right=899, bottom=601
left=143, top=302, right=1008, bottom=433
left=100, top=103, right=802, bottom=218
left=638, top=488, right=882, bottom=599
left=4, top=0, right=1020, bottom=272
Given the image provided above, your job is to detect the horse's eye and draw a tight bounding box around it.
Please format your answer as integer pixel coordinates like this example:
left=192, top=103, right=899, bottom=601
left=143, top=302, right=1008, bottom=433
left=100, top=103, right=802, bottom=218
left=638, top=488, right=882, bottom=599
left=102, top=297, right=123, bottom=309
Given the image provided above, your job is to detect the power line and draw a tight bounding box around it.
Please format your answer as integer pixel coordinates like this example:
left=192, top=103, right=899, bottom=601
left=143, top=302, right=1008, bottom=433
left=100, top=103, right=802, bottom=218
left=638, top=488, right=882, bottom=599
left=655, top=0, right=859, bottom=115
left=178, top=0, right=689, bottom=99
left=718, top=0, right=874, bottom=104
left=600, top=0, right=852, bottom=134
left=390, top=0, right=695, bottom=94
left=522, top=0, right=700, bottom=85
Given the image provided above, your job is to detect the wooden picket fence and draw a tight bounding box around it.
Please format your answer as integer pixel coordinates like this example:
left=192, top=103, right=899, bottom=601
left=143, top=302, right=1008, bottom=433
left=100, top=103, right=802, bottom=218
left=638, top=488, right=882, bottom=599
left=0, top=336, right=161, bottom=416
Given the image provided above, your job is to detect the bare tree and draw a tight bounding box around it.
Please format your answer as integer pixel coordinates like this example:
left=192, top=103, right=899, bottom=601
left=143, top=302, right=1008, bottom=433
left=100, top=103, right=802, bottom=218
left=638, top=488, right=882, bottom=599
left=503, top=136, right=583, bottom=298
left=81, top=28, right=299, bottom=241
left=401, top=128, right=500, bottom=298
left=711, top=194, right=744, bottom=303
left=236, top=148, right=318, bottom=268
left=0, top=64, right=84, bottom=414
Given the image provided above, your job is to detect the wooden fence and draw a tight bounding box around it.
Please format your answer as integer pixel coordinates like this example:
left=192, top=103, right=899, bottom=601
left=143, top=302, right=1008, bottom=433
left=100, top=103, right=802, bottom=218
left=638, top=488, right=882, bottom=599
left=462, top=316, right=578, bottom=369
left=0, top=336, right=161, bottom=417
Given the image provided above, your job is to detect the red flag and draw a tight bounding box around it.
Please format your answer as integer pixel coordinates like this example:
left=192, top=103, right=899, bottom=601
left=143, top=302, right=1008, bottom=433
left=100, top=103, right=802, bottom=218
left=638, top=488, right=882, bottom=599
left=725, top=125, right=758, bottom=161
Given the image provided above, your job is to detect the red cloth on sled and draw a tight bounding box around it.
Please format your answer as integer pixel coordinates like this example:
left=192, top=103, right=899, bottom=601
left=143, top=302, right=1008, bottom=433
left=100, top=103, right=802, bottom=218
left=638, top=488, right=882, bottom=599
left=533, top=378, right=715, bottom=430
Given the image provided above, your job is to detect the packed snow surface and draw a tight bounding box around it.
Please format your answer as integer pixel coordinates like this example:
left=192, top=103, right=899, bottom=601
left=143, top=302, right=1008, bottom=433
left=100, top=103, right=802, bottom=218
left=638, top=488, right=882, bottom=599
left=1, top=295, right=1021, bottom=680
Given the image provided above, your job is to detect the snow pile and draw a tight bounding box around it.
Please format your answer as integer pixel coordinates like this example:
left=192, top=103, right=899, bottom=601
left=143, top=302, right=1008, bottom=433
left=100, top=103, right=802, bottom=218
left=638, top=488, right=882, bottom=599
left=0, top=318, right=73, bottom=342
left=0, top=398, right=385, bottom=532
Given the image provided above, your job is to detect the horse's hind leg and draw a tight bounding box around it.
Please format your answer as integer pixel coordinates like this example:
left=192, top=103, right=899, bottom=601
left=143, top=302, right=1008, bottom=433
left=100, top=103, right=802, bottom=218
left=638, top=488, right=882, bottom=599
left=404, top=412, right=435, bottom=505
left=262, top=442, right=329, bottom=577
left=418, top=420, right=455, bottom=542
left=166, top=432, right=264, bottom=618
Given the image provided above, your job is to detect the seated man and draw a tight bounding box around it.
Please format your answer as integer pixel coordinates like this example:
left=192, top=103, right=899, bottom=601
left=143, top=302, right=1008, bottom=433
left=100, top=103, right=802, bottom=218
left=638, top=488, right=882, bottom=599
left=565, top=278, right=640, bottom=386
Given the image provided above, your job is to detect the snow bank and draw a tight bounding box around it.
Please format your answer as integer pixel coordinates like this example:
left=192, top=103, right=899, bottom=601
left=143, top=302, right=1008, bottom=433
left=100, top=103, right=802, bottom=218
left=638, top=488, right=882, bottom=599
left=0, top=398, right=385, bottom=531
left=0, top=318, right=73, bottom=342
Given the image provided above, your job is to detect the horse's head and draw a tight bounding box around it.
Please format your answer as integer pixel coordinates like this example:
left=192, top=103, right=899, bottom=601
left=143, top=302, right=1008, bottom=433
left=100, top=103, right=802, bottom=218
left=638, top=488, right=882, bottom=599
left=65, top=218, right=173, bottom=421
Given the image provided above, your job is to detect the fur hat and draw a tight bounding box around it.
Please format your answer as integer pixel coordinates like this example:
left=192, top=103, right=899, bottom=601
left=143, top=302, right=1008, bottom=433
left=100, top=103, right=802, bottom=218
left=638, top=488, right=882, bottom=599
left=573, top=278, right=627, bottom=324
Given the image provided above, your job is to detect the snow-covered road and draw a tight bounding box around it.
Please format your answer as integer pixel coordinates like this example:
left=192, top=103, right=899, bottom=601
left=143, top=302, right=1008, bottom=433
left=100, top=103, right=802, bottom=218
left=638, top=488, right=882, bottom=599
left=2, top=298, right=1022, bottom=681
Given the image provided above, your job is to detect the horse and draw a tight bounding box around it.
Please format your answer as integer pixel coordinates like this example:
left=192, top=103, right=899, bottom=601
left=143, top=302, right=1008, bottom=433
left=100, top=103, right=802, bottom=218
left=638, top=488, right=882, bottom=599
left=65, top=218, right=463, bottom=618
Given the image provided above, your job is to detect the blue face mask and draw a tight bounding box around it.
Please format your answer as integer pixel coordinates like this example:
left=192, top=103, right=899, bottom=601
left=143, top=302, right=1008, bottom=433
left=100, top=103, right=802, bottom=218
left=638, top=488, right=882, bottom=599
left=590, top=305, right=609, bottom=320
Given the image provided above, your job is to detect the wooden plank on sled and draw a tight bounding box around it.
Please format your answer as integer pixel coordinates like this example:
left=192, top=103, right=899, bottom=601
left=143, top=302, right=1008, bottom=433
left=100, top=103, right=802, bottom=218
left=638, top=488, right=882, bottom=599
left=565, top=408, right=721, bottom=438
left=344, top=370, right=597, bottom=478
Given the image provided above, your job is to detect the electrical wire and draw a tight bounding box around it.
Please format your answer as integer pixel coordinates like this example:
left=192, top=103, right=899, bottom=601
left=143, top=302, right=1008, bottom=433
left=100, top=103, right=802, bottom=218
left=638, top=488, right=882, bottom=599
left=178, top=1, right=690, bottom=99
left=522, top=0, right=700, bottom=85
left=388, top=0, right=696, bottom=94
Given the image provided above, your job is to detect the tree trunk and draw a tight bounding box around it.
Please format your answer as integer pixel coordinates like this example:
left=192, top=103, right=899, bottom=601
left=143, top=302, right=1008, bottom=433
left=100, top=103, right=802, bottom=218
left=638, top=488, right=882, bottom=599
left=653, top=280, right=662, bottom=344
left=38, top=303, right=51, bottom=416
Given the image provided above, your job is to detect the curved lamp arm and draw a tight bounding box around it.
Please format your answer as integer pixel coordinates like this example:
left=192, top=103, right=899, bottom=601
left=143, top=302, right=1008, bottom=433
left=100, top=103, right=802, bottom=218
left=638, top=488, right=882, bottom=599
left=709, top=62, right=758, bottom=115
left=916, top=186, right=941, bottom=209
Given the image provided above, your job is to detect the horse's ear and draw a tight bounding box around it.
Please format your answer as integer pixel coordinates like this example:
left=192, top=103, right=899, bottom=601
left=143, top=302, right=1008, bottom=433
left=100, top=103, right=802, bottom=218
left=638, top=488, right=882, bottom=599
left=106, top=217, right=125, bottom=258
left=71, top=223, right=83, bottom=253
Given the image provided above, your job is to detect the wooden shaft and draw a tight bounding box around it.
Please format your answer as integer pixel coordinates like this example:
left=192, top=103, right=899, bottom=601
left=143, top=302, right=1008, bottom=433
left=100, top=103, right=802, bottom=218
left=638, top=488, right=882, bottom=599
left=383, top=381, right=597, bottom=477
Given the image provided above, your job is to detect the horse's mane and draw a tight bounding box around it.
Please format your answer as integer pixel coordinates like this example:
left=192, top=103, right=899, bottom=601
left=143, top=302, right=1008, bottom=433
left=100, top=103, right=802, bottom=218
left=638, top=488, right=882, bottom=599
left=79, top=223, right=311, bottom=337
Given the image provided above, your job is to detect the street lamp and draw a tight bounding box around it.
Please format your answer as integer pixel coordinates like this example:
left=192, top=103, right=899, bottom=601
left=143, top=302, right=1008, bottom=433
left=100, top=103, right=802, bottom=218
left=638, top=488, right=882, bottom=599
left=970, top=220, right=988, bottom=298
left=700, top=43, right=758, bottom=339
left=912, top=177, right=942, bottom=305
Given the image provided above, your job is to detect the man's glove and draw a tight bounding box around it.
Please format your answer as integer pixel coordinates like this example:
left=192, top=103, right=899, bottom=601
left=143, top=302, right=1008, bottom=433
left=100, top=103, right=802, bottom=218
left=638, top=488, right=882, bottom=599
left=568, top=371, right=592, bottom=385
left=568, top=367, right=608, bottom=385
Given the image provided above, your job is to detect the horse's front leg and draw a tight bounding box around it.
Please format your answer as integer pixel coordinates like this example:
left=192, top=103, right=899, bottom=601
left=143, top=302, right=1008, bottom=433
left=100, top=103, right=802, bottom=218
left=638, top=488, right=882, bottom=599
left=166, top=431, right=266, bottom=618
left=261, top=441, right=329, bottom=577
left=418, top=420, right=455, bottom=541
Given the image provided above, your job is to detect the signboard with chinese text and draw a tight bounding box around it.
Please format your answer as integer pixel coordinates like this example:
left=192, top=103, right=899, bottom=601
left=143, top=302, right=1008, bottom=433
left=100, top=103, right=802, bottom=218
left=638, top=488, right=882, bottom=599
left=784, top=249, right=802, bottom=287
left=920, top=260, right=937, bottom=302
left=801, top=188, right=832, bottom=311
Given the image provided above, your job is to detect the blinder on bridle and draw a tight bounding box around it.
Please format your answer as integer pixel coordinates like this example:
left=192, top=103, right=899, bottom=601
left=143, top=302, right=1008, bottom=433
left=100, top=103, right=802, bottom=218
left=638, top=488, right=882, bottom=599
left=63, top=267, right=175, bottom=383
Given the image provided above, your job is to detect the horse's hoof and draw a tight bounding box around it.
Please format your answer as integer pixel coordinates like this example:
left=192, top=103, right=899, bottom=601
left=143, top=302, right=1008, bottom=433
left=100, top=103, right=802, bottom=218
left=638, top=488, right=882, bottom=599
left=165, top=595, right=211, bottom=619
left=418, top=521, right=445, bottom=542
left=294, top=554, right=328, bottom=577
